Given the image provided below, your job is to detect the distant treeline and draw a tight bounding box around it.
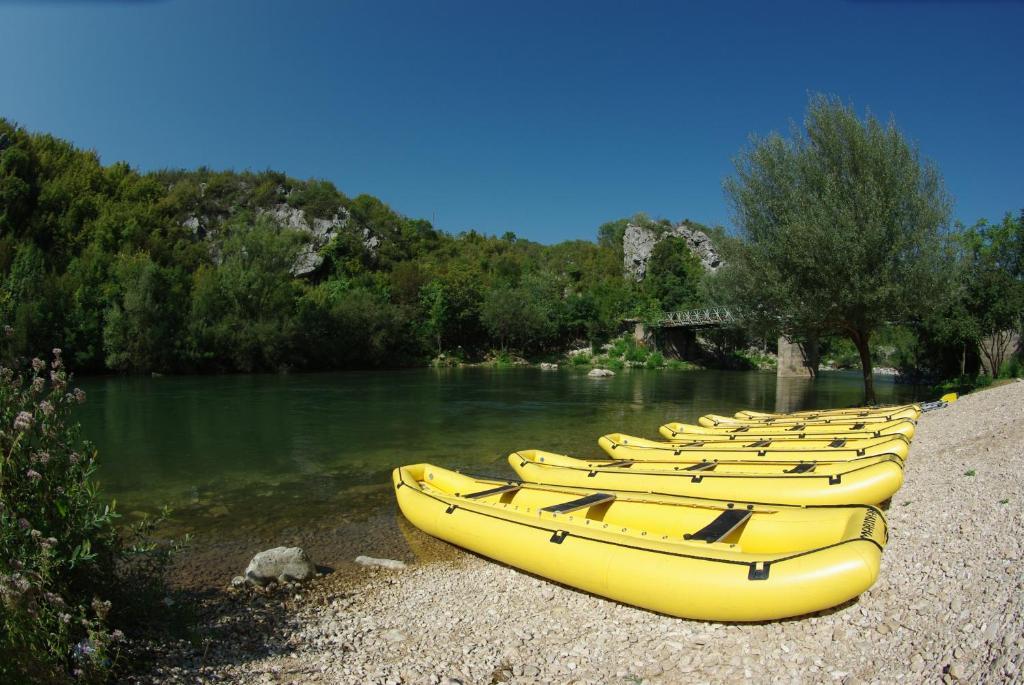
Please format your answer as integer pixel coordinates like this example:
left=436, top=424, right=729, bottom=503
left=0, top=120, right=718, bottom=373
left=2, top=119, right=1019, bottom=382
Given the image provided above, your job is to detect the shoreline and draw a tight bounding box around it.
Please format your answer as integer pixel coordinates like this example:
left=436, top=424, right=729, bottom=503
left=128, top=382, right=1024, bottom=684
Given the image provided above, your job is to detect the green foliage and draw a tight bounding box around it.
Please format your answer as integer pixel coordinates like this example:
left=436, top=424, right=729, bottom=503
left=723, top=94, right=952, bottom=402
left=604, top=357, right=625, bottom=371
left=103, top=253, right=188, bottom=372
left=188, top=218, right=303, bottom=371
left=731, top=349, right=777, bottom=370
left=998, top=357, right=1022, bottom=379
left=0, top=344, right=183, bottom=683
left=645, top=351, right=665, bottom=368
left=569, top=352, right=592, bottom=366
left=643, top=236, right=705, bottom=310
left=0, top=118, right=752, bottom=372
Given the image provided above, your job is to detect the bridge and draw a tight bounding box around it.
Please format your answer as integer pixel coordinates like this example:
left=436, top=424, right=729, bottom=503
left=658, top=306, right=741, bottom=328
left=632, top=306, right=815, bottom=379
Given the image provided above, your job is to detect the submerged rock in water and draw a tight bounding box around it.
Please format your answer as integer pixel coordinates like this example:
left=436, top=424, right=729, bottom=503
left=588, top=368, right=615, bottom=378
left=539, top=362, right=559, bottom=370
left=355, top=555, right=407, bottom=570
left=244, top=546, right=316, bottom=586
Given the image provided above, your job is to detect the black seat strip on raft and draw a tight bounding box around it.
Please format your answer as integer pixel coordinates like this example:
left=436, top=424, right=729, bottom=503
left=605, top=460, right=634, bottom=468
left=851, top=423, right=866, bottom=430
left=679, top=441, right=705, bottom=448
left=728, top=426, right=750, bottom=433
left=685, top=462, right=717, bottom=472
left=787, top=424, right=807, bottom=431
left=541, top=492, right=616, bottom=514
left=464, top=484, right=521, bottom=499
left=684, top=510, right=752, bottom=543
left=828, top=439, right=847, bottom=448
left=745, top=440, right=772, bottom=448
left=784, top=462, right=816, bottom=474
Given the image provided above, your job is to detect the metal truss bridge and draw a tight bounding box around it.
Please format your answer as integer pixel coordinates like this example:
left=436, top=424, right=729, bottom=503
left=657, top=306, right=742, bottom=328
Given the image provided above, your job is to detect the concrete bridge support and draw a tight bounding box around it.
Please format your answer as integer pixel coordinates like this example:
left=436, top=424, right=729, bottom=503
left=777, top=336, right=819, bottom=379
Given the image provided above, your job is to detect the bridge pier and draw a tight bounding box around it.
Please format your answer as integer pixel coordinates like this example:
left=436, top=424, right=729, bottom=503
left=777, top=336, right=819, bottom=379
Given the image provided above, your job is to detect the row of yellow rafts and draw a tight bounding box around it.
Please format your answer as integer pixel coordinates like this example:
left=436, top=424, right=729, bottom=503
left=393, top=396, right=954, bottom=621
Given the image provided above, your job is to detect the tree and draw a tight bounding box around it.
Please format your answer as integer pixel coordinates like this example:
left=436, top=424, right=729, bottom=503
left=103, top=252, right=188, bottom=372
left=724, top=95, right=952, bottom=403
left=643, top=236, right=705, bottom=310
left=188, top=217, right=303, bottom=371
left=419, top=279, right=448, bottom=355
left=961, top=212, right=1024, bottom=375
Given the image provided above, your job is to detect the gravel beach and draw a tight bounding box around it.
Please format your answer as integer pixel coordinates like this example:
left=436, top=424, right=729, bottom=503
left=130, top=381, right=1024, bottom=684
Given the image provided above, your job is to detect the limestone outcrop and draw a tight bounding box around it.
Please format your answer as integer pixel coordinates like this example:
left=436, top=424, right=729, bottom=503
left=623, top=222, right=722, bottom=281
left=258, top=203, right=351, bottom=276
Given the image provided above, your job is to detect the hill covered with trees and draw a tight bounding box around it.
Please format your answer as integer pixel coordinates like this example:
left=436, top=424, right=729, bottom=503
left=0, top=120, right=718, bottom=374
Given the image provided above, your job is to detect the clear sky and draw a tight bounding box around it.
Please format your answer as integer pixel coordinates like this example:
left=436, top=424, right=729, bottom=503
left=1, top=0, right=1021, bottom=243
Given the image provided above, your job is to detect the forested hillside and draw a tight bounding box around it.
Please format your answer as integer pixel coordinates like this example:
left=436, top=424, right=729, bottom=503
left=0, top=120, right=718, bottom=373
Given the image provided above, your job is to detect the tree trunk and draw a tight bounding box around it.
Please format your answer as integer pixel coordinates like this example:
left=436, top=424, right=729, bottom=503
left=850, top=330, right=876, bottom=405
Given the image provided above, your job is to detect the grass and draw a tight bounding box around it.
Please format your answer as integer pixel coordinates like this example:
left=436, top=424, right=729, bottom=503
left=999, top=498, right=1010, bottom=505
left=964, top=469, right=976, bottom=477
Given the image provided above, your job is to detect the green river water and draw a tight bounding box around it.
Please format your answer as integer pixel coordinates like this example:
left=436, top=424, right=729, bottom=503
left=75, top=368, right=919, bottom=584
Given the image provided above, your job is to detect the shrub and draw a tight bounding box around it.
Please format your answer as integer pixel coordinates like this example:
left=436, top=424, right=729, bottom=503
left=607, top=337, right=629, bottom=359
left=645, top=351, right=665, bottom=369
left=998, top=357, right=1022, bottom=379
left=492, top=350, right=513, bottom=367
left=0, top=341, right=183, bottom=683
left=605, top=357, right=625, bottom=371
left=569, top=352, right=592, bottom=366
left=623, top=341, right=649, bottom=364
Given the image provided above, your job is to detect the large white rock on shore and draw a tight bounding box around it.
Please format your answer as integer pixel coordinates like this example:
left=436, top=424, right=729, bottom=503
left=588, top=368, right=615, bottom=377
left=245, top=546, right=316, bottom=586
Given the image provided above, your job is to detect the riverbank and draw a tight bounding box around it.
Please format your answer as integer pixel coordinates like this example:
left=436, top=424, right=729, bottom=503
left=125, top=381, right=1024, bottom=683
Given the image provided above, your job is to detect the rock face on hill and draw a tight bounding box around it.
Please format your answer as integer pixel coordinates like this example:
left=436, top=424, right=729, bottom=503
left=623, top=222, right=723, bottom=281
left=258, top=204, right=352, bottom=276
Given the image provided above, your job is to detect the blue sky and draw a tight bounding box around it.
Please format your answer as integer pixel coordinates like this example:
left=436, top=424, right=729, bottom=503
left=1, top=0, right=1021, bottom=243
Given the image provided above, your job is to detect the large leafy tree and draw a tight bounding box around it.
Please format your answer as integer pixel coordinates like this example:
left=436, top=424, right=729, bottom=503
left=724, top=95, right=952, bottom=403
left=961, top=212, right=1024, bottom=374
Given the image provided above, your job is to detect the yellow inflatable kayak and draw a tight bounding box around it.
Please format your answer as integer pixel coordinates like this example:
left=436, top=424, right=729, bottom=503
left=394, top=463, right=887, bottom=621
left=700, top=413, right=917, bottom=428
left=662, top=418, right=917, bottom=441
left=599, top=433, right=910, bottom=462
left=511, top=450, right=904, bottom=506
left=735, top=404, right=921, bottom=422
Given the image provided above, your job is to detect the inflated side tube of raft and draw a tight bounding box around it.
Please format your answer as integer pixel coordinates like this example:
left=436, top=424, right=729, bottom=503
left=393, top=463, right=888, bottom=622
left=661, top=418, right=917, bottom=441
left=599, top=433, right=911, bottom=462
left=511, top=450, right=904, bottom=506
left=735, top=404, right=921, bottom=422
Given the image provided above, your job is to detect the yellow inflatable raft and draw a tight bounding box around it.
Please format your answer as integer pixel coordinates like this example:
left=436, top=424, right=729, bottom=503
left=735, top=404, right=920, bottom=422
left=700, top=413, right=917, bottom=428
left=662, top=418, right=917, bottom=441
left=511, top=450, right=904, bottom=506
left=394, top=463, right=888, bottom=621
left=599, top=432, right=910, bottom=462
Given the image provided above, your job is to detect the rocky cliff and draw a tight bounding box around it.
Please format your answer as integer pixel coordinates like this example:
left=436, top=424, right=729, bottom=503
left=178, top=180, right=379, bottom=277
left=623, top=221, right=722, bottom=281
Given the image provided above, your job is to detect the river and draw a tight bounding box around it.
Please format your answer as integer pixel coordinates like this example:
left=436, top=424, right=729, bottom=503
left=75, top=367, right=919, bottom=585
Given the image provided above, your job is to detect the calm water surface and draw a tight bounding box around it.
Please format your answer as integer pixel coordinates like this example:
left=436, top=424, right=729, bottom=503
left=74, top=368, right=918, bottom=581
